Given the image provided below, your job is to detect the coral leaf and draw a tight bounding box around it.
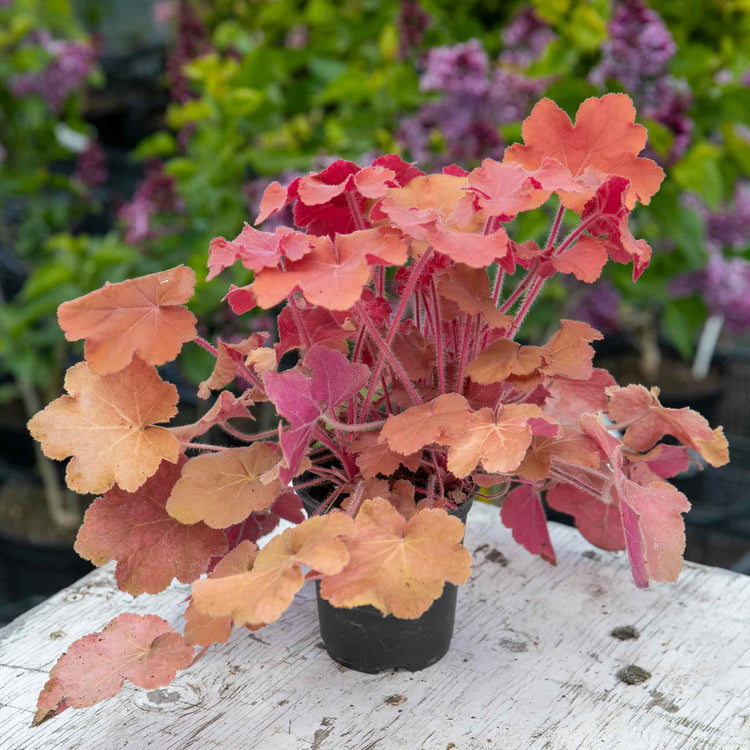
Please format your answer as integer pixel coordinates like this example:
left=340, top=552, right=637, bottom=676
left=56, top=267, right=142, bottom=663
left=437, top=264, right=513, bottom=329
left=320, top=499, right=471, bottom=618
left=198, top=333, right=269, bottom=399
left=380, top=393, right=471, bottom=455
left=351, top=431, right=422, bottom=479
left=619, top=481, right=690, bottom=588
left=504, top=94, right=664, bottom=211
left=553, top=235, right=608, bottom=283
left=544, top=368, right=616, bottom=422
left=166, top=444, right=282, bottom=528
left=33, top=614, right=193, bottom=724
left=517, top=425, right=600, bottom=482
left=27, top=359, right=179, bottom=494
left=501, top=485, right=556, bottom=564
left=173, top=391, right=254, bottom=443
left=546, top=483, right=625, bottom=551
left=467, top=159, right=548, bottom=217
left=57, top=266, right=196, bottom=374
left=607, top=385, right=729, bottom=467
left=253, top=233, right=374, bottom=310
left=446, top=404, right=544, bottom=477
left=75, top=457, right=226, bottom=595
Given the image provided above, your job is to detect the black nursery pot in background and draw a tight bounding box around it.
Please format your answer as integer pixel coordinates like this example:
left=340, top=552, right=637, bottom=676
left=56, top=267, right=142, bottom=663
left=295, top=485, right=474, bottom=674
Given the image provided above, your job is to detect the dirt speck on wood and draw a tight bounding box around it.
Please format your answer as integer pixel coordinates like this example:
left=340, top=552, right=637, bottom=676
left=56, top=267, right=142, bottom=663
left=384, top=694, right=407, bottom=706
left=649, top=690, right=680, bottom=713
left=485, top=548, right=509, bottom=566
left=616, top=665, right=652, bottom=685
left=611, top=625, right=640, bottom=641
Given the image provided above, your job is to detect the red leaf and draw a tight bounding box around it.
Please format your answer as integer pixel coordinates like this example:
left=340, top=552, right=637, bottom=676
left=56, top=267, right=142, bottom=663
left=501, top=484, right=556, bottom=564
left=75, top=457, right=226, bottom=595
left=546, top=482, right=625, bottom=551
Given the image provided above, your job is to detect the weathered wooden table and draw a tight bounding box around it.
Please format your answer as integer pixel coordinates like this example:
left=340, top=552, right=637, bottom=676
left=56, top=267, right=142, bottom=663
left=0, top=501, right=748, bottom=749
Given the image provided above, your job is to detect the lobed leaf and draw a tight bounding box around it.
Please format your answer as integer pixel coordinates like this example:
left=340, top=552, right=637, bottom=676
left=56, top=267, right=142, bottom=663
left=320, top=499, right=471, bottom=618
left=57, top=266, right=197, bottom=374
left=27, top=358, right=179, bottom=494
left=33, top=614, right=193, bottom=725
left=75, top=457, right=227, bottom=595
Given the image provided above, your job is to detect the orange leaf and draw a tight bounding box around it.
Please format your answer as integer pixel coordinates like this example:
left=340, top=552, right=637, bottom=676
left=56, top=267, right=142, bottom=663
left=380, top=393, right=471, bottom=455
left=191, top=513, right=355, bottom=625
left=541, top=320, right=603, bottom=380
left=467, top=159, right=548, bottom=217
left=552, top=235, right=609, bottom=283
left=446, top=404, right=545, bottom=477
left=253, top=228, right=406, bottom=311
left=320, top=499, right=471, bottom=618
left=57, top=266, right=196, bottom=374
left=27, top=358, right=179, bottom=494
left=33, top=614, right=193, bottom=724
left=466, top=338, right=544, bottom=384
left=607, top=385, right=729, bottom=467
left=517, top=425, right=600, bottom=481
left=504, top=94, right=665, bottom=211
left=184, top=541, right=259, bottom=646
left=437, top=264, right=513, bottom=330
left=75, top=457, right=226, bottom=595
left=197, top=333, right=269, bottom=399
left=166, top=444, right=282, bottom=529
left=351, top=431, right=422, bottom=479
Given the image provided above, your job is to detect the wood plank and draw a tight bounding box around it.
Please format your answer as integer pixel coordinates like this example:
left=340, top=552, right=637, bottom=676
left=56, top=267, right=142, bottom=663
left=0, top=501, right=748, bottom=749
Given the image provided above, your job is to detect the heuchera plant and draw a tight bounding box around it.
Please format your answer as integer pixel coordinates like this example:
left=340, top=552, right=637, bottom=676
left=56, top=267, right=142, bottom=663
left=27, top=94, right=729, bottom=725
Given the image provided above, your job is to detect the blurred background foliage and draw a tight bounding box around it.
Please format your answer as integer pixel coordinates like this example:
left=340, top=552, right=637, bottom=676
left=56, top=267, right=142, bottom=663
left=1, top=0, right=748, bottom=409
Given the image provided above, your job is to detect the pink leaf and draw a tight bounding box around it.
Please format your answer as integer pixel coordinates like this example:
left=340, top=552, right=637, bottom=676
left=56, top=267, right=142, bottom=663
left=34, top=614, right=193, bottom=724
left=501, top=484, right=556, bottom=564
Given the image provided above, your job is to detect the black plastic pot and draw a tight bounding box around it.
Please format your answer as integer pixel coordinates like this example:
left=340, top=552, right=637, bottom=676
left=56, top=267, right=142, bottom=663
left=296, top=485, right=473, bottom=674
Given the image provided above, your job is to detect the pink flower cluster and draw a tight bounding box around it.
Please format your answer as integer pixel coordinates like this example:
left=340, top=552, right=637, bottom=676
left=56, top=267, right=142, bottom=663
left=9, top=36, right=94, bottom=111
left=72, top=141, right=108, bottom=190
left=118, top=161, right=184, bottom=244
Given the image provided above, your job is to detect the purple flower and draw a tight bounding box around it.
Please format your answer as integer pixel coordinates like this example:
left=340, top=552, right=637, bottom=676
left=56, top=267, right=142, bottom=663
left=118, top=161, right=184, bottom=244
left=705, top=181, right=750, bottom=251
left=499, top=8, right=556, bottom=68
left=398, top=0, right=431, bottom=60
left=167, top=0, right=211, bottom=105
left=72, top=141, right=108, bottom=190
left=284, top=24, right=309, bottom=50
left=571, top=281, right=622, bottom=334
left=398, top=38, right=546, bottom=168
left=420, top=40, right=489, bottom=96
left=590, top=0, right=676, bottom=91
left=9, top=39, right=94, bottom=111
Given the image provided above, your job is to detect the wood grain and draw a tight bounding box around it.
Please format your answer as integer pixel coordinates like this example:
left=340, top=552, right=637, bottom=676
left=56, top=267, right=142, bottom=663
left=0, top=501, right=748, bottom=749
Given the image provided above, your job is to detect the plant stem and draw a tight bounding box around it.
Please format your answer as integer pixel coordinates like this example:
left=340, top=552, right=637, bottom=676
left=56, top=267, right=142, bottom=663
left=546, top=204, right=566, bottom=251
left=179, top=441, right=227, bottom=452
left=219, top=423, right=279, bottom=442
left=355, top=300, right=423, bottom=412
left=455, top=313, right=473, bottom=394
left=193, top=336, right=219, bottom=357
left=324, top=414, right=386, bottom=432
left=286, top=293, right=312, bottom=351
left=430, top=281, right=446, bottom=393
left=506, top=276, right=545, bottom=339
left=498, top=267, right=537, bottom=314
left=358, top=249, right=433, bottom=421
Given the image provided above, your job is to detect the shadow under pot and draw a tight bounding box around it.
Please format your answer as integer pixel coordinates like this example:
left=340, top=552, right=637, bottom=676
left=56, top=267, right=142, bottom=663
left=294, top=482, right=474, bottom=674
